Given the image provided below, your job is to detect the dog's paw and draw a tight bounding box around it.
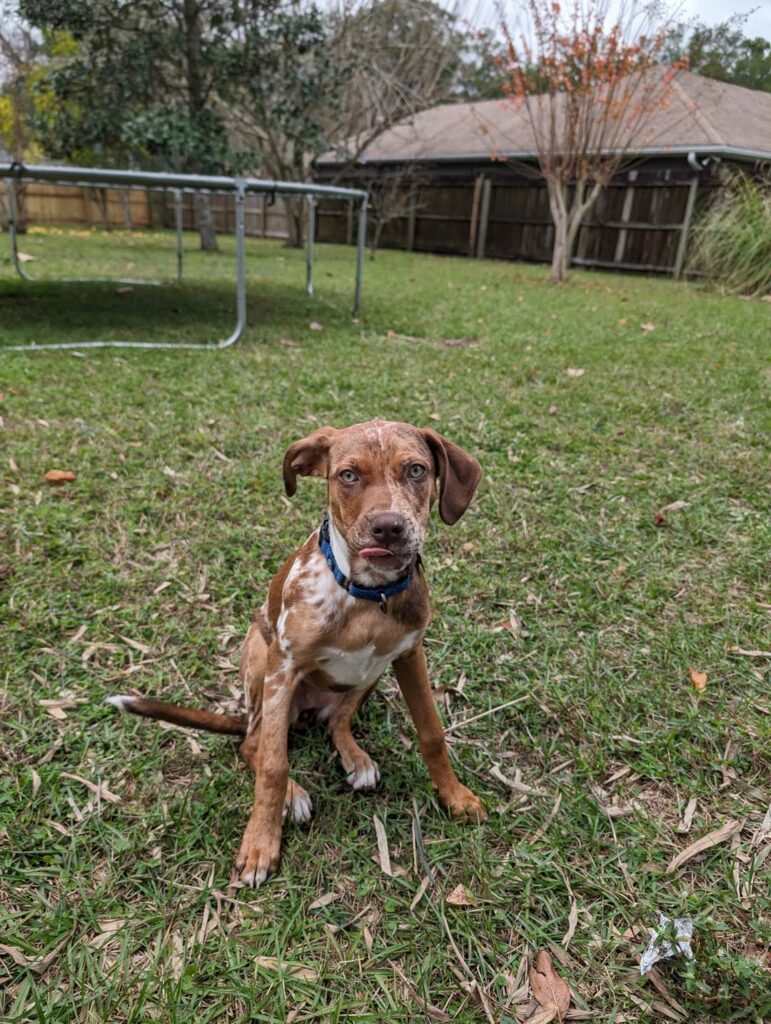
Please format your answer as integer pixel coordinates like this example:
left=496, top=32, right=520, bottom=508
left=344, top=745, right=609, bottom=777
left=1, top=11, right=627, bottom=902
left=284, top=779, right=313, bottom=824
left=346, top=755, right=380, bottom=792
left=235, top=829, right=281, bottom=888
left=441, top=785, right=487, bottom=823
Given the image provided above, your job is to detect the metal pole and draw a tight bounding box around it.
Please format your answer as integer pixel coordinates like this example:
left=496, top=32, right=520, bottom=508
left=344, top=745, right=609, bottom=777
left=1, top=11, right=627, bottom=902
left=173, top=189, right=184, bottom=283
left=353, top=197, right=367, bottom=317
left=5, top=180, right=34, bottom=281
left=220, top=181, right=248, bottom=348
left=306, top=196, right=316, bottom=297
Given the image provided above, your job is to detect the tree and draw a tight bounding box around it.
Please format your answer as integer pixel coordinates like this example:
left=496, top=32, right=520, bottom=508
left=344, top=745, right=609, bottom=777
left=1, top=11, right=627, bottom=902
left=497, top=0, right=685, bottom=283
left=222, top=0, right=480, bottom=245
left=363, top=163, right=429, bottom=258
left=17, top=0, right=262, bottom=249
left=664, top=17, right=770, bottom=93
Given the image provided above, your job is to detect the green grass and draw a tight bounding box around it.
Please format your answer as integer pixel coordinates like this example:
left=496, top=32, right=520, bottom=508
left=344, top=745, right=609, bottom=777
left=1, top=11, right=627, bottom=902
left=1, top=226, right=770, bottom=1023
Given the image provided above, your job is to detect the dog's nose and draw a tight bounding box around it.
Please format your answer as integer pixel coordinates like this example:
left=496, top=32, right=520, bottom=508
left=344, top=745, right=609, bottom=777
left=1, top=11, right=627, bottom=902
left=369, top=513, right=406, bottom=547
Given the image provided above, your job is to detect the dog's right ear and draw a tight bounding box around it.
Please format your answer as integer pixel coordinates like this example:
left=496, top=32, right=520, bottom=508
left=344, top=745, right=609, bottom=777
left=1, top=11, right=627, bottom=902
left=282, top=427, right=338, bottom=496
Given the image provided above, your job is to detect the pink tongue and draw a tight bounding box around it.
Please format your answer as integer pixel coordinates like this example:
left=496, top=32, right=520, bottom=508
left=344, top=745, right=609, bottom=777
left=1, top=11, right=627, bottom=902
left=359, top=546, right=393, bottom=558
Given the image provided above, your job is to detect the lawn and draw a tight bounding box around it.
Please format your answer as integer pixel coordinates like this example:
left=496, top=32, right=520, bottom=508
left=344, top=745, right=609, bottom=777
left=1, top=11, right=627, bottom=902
left=1, top=226, right=769, bottom=1023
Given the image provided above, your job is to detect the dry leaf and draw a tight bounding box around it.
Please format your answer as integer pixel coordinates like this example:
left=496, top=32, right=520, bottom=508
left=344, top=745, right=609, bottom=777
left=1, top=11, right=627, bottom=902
left=548, top=404, right=558, bottom=415
left=89, top=919, right=126, bottom=948
left=729, top=646, right=771, bottom=659
left=640, top=321, right=656, bottom=332
left=690, top=669, right=707, bottom=692
left=115, top=286, right=134, bottom=295
left=446, top=884, right=475, bottom=907
left=60, top=771, right=122, bottom=804
left=17, top=251, right=36, bottom=263
left=666, top=819, right=743, bottom=873
left=565, top=368, right=585, bottom=378
left=429, top=412, right=441, bottom=421
left=31, top=769, right=41, bottom=797
left=308, top=892, right=339, bottom=911
left=43, top=469, right=76, bottom=484
left=678, top=796, right=697, bottom=834
left=373, top=814, right=393, bottom=876
left=255, top=956, right=318, bottom=981
left=562, top=899, right=578, bottom=949
left=654, top=500, right=689, bottom=526
left=529, top=950, right=571, bottom=1023
left=309, top=321, right=323, bottom=331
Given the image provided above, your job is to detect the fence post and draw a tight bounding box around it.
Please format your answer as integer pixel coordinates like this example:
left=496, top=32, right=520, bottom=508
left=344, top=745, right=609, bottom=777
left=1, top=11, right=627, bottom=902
left=613, top=170, right=637, bottom=265
left=673, top=176, right=699, bottom=279
left=476, top=178, right=492, bottom=259
left=407, top=193, right=417, bottom=251
left=468, top=174, right=483, bottom=255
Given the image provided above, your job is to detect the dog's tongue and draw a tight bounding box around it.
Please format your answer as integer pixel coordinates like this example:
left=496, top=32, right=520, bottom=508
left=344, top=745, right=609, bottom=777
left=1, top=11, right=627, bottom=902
left=359, top=546, right=394, bottom=559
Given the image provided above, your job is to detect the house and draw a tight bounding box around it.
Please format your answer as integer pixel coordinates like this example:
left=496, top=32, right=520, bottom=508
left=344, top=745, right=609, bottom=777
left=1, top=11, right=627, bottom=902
left=314, top=70, right=771, bottom=275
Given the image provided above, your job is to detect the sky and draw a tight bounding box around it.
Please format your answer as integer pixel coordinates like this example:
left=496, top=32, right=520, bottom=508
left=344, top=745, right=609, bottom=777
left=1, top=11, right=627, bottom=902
left=681, top=0, right=771, bottom=37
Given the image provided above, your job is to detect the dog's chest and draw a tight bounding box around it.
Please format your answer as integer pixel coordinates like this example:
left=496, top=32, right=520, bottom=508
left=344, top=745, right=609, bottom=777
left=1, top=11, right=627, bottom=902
left=316, top=632, right=417, bottom=689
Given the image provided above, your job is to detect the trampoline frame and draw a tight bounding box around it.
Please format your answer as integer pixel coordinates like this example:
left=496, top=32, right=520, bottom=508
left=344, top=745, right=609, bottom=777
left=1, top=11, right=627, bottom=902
left=0, top=163, right=368, bottom=353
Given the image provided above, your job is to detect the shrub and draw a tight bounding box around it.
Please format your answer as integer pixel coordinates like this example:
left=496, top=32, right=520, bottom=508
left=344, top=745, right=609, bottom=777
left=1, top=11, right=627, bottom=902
left=688, top=172, right=771, bottom=298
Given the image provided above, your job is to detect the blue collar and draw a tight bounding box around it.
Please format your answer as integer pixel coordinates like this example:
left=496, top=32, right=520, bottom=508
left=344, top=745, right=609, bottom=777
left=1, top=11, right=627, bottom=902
left=318, top=515, right=415, bottom=613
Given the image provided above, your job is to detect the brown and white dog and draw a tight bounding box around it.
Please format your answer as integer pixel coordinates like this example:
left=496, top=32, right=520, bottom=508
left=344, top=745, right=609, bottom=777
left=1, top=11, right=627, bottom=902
left=107, top=419, right=485, bottom=886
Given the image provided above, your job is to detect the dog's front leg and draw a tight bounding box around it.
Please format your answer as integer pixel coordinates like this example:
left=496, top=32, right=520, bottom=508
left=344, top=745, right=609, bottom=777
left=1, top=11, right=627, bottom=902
left=393, top=646, right=486, bottom=822
left=236, top=646, right=300, bottom=886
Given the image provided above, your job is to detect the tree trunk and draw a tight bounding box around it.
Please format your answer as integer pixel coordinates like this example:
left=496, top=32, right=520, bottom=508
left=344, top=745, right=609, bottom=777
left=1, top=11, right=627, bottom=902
left=550, top=214, right=568, bottom=283
left=369, top=219, right=384, bottom=260
left=284, top=197, right=304, bottom=248
left=196, top=192, right=219, bottom=252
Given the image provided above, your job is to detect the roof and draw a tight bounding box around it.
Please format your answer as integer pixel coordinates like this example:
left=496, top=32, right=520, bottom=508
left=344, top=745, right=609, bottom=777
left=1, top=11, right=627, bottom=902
left=319, top=70, right=771, bottom=165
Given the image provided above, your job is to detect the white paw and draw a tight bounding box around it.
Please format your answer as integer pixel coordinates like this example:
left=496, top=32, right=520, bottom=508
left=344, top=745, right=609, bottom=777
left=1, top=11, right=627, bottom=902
left=240, top=865, right=269, bottom=887
left=289, top=786, right=313, bottom=823
left=347, top=760, right=380, bottom=791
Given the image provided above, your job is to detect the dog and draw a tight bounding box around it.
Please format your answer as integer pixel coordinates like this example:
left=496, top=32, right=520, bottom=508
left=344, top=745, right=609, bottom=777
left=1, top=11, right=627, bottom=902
left=107, top=419, right=485, bottom=886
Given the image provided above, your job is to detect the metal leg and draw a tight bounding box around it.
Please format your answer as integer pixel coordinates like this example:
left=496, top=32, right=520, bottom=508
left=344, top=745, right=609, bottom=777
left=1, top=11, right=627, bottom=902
left=5, top=180, right=35, bottom=281
left=353, top=197, right=367, bottom=317
left=174, top=189, right=184, bottom=283
left=219, top=181, right=247, bottom=349
left=306, top=196, right=316, bottom=297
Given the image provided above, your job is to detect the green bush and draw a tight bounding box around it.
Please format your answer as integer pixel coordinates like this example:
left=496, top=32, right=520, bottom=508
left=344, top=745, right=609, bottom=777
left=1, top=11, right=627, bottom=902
left=688, top=172, right=771, bottom=297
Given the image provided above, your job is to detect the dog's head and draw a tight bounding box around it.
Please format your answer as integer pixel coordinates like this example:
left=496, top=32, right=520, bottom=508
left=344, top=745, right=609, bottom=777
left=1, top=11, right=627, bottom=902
left=283, top=419, right=481, bottom=581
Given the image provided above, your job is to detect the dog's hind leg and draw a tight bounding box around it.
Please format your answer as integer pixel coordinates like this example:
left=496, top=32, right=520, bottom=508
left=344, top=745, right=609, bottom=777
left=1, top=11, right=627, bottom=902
left=326, top=687, right=380, bottom=791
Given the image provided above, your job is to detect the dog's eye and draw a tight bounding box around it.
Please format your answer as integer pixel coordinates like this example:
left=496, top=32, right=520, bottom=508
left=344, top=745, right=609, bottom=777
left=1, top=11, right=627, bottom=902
left=339, top=469, right=358, bottom=484
left=407, top=463, right=427, bottom=480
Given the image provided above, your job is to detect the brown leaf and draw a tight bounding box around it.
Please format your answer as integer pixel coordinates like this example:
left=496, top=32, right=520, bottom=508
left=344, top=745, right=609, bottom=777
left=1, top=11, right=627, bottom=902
left=666, top=818, right=743, bottom=873
left=640, top=321, right=656, bottom=332
left=44, top=469, right=76, bottom=484
left=729, top=646, right=771, bottom=659
left=30, top=769, right=41, bottom=797
left=654, top=499, right=689, bottom=526
left=529, top=950, right=571, bottom=1023
left=446, top=884, right=475, bottom=907
left=255, top=956, right=318, bottom=981
left=373, top=814, right=393, bottom=876
left=308, top=892, right=340, bottom=911
left=690, top=669, right=707, bottom=692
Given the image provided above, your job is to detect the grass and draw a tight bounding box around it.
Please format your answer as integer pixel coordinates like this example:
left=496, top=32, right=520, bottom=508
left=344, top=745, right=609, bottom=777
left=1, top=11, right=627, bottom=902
left=1, top=225, right=770, bottom=1023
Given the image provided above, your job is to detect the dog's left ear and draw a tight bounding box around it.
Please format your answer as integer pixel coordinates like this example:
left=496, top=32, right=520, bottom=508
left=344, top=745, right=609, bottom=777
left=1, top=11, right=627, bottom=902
left=282, top=427, right=338, bottom=496
left=422, top=429, right=482, bottom=525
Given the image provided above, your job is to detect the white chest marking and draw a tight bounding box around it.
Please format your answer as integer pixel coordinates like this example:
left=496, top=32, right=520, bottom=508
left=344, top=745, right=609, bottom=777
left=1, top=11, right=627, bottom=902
left=318, top=632, right=418, bottom=689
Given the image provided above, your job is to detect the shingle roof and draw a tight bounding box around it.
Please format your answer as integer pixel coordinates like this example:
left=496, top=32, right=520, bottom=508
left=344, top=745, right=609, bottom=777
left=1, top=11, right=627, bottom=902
left=320, top=70, right=771, bottom=165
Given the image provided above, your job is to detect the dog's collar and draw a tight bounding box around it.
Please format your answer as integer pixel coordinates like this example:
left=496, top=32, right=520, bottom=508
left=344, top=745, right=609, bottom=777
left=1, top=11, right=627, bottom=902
left=319, top=514, right=416, bottom=613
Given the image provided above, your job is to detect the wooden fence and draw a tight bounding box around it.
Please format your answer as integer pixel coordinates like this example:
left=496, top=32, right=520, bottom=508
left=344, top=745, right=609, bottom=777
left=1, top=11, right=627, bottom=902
left=0, top=182, right=290, bottom=239
left=315, top=161, right=719, bottom=276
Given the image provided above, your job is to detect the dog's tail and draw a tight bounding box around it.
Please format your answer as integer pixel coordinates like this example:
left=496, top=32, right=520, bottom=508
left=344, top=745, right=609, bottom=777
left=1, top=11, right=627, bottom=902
left=106, top=694, right=247, bottom=735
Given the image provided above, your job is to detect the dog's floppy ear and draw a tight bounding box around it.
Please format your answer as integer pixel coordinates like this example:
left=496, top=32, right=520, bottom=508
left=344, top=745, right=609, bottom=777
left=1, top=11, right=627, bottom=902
left=282, top=427, right=338, bottom=496
left=422, top=429, right=482, bottom=525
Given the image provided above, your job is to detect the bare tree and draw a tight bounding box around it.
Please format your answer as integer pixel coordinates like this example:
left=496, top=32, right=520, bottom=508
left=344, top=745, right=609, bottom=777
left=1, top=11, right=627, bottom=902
left=364, top=163, right=429, bottom=258
left=497, top=0, right=687, bottom=282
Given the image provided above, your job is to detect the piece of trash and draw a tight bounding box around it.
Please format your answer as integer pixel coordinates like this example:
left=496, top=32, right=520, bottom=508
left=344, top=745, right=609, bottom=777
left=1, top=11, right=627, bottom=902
left=639, top=913, right=694, bottom=975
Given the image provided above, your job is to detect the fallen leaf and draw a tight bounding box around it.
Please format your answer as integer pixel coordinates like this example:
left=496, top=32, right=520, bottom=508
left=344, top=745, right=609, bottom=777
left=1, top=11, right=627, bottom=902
left=689, top=669, right=707, bottom=692
left=654, top=500, right=689, bottom=526
left=43, top=469, right=76, bottom=484
left=115, top=286, right=134, bottom=295
left=17, top=251, right=36, bottom=263
left=640, top=321, right=656, bottom=332
left=565, top=368, right=585, bottom=378
left=31, top=769, right=41, bottom=798
left=678, top=796, right=697, bottom=834
left=562, top=899, right=578, bottom=949
left=548, top=404, right=558, bottom=415
left=60, top=771, right=122, bottom=804
left=529, top=950, right=571, bottom=1023
left=308, top=892, right=340, bottom=911
left=667, top=819, right=743, bottom=873
left=308, top=321, right=323, bottom=331
left=373, top=813, right=393, bottom=876
left=446, top=884, right=475, bottom=907
left=429, top=412, right=441, bottom=421
left=89, top=919, right=126, bottom=948
left=255, top=956, right=318, bottom=981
